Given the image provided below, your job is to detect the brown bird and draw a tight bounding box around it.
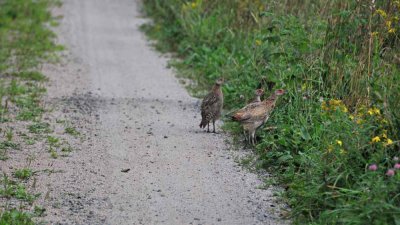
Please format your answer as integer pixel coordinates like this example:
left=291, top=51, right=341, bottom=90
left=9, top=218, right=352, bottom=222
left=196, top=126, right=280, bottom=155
left=199, top=78, right=224, bottom=133
left=249, top=88, right=265, bottom=103
left=232, top=89, right=285, bottom=144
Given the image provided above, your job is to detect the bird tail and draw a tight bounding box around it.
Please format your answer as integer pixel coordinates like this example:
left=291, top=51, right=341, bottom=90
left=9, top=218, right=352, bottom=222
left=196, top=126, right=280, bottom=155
left=199, top=118, right=208, bottom=128
left=231, top=113, right=242, bottom=121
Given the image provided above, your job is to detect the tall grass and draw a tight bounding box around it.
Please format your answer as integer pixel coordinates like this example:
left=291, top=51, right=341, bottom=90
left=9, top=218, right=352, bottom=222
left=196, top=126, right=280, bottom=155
left=142, top=0, right=400, bottom=224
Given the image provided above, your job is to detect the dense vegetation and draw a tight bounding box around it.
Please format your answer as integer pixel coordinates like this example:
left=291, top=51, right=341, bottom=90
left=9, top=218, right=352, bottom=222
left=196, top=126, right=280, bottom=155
left=142, top=0, right=400, bottom=224
left=0, top=0, right=61, bottom=224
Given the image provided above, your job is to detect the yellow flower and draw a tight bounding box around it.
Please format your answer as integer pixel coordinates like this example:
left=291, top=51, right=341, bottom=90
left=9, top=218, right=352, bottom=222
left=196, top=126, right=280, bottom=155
left=368, top=107, right=380, bottom=116
left=388, top=28, right=396, bottom=34
left=368, top=109, right=374, bottom=115
left=341, top=106, right=348, bottom=113
left=382, top=133, right=387, bottom=139
left=329, top=99, right=341, bottom=106
left=255, top=39, right=262, bottom=46
left=349, top=115, right=354, bottom=120
left=386, top=139, right=393, bottom=145
left=356, top=119, right=364, bottom=124
left=372, top=136, right=381, bottom=143
left=373, top=108, right=380, bottom=115
left=301, top=83, right=307, bottom=91
left=371, top=31, right=379, bottom=37
left=339, top=149, right=347, bottom=155
left=336, top=140, right=343, bottom=146
left=321, top=101, right=329, bottom=111
left=375, top=9, right=387, bottom=18
left=386, top=20, right=392, bottom=29
left=191, top=2, right=197, bottom=9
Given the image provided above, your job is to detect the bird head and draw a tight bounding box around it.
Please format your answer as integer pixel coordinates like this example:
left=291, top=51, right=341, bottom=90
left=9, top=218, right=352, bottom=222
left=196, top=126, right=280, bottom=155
left=275, top=89, right=285, bottom=96
left=255, top=88, right=265, bottom=97
left=215, top=78, right=224, bottom=86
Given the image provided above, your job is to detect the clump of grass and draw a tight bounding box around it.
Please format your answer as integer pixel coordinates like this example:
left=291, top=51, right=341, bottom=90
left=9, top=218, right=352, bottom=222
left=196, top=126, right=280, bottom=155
left=142, top=0, right=400, bottom=224
left=49, top=148, right=58, bottom=159
left=0, top=175, right=37, bottom=203
left=28, top=122, right=51, bottom=134
left=0, top=209, right=34, bottom=225
left=64, top=127, right=80, bottom=137
left=14, top=168, right=33, bottom=180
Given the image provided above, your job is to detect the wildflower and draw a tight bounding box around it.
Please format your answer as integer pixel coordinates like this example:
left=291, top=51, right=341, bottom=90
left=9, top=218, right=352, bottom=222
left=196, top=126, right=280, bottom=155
left=386, top=169, right=395, bottom=176
left=255, top=39, right=262, bottom=46
left=388, top=28, right=396, bottom=34
left=336, top=140, right=343, bottom=146
left=375, top=9, right=387, bottom=18
left=372, top=136, right=381, bottom=143
left=394, top=163, right=400, bottom=170
left=329, top=99, right=341, bottom=106
left=385, top=138, right=393, bottom=146
left=191, top=2, right=198, bottom=9
left=368, top=164, right=378, bottom=171
left=382, top=133, right=387, bottom=139
left=371, top=31, right=379, bottom=37
left=341, top=106, right=348, bottom=113
left=386, top=20, right=392, bottom=29
left=321, top=101, right=329, bottom=111
left=394, top=156, right=399, bottom=161
left=339, top=149, right=347, bottom=154
left=349, top=115, right=354, bottom=120
left=301, top=83, right=307, bottom=91
left=327, top=145, right=333, bottom=153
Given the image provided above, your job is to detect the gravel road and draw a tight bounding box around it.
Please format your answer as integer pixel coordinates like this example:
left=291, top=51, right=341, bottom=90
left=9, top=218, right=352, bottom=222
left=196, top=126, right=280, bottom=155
left=41, top=0, right=289, bottom=224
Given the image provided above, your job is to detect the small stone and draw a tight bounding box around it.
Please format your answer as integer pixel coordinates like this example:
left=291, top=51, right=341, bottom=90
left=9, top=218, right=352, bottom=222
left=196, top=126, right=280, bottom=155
left=121, top=168, right=130, bottom=173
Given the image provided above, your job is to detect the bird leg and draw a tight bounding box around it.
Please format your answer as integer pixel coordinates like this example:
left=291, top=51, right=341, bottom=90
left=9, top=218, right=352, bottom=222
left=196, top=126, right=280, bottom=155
left=207, top=123, right=210, bottom=133
left=212, top=120, right=216, bottom=133
left=251, top=131, right=256, bottom=145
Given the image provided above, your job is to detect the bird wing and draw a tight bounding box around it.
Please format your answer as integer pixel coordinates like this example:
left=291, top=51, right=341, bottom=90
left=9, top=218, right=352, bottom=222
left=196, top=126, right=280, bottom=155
left=201, top=93, right=219, bottom=114
left=232, top=102, right=262, bottom=121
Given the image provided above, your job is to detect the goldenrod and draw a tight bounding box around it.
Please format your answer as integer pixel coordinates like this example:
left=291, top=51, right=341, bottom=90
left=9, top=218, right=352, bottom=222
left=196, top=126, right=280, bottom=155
left=372, top=136, right=381, bottom=143
left=376, top=9, right=387, bottom=18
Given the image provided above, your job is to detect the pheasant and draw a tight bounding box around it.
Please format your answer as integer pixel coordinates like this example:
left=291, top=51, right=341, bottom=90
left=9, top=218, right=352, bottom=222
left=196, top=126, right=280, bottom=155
left=232, top=89, right=285, bottom=145
left=199, top=78, right=224, bottom=133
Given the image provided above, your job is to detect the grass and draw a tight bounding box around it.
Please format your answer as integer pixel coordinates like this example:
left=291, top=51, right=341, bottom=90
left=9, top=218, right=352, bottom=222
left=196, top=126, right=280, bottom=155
left=14, top=169, right=33, bottom=180
left=142, top=0, right=400, bottom=224
left=64, top=127, right=80, bottom=137
left=0, top=209, right=35, bottom=225
left=28, top=123, right=52, bottom=134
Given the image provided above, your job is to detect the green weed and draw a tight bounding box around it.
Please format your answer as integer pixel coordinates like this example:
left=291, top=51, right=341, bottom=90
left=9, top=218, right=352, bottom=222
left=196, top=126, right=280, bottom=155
left=28, top=123, right=51, bottom=134
left=64, top=127, right=80, bottom=137
left=0, top=209, right=34, bottom=225
left=14, top=169, right=33, bottom=180
left=0, top=175, right=37, bottom=203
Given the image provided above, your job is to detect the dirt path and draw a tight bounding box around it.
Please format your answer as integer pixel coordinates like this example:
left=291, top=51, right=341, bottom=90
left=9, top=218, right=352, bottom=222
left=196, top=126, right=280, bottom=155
left=43, top=0, right=288, bottom=224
